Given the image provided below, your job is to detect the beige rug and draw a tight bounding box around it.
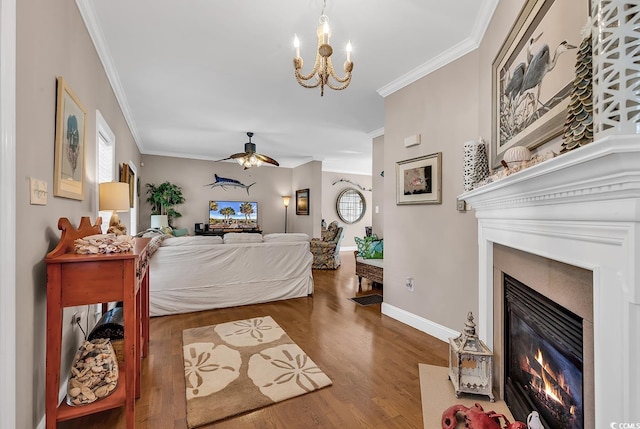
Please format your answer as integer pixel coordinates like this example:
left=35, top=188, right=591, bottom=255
left=419, top=364, right=516, bottom=429
left=182, top=316, right=332, bottom=428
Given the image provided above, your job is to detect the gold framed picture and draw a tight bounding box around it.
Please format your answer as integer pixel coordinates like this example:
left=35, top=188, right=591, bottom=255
left=296, top=188, right=309, bottom=215
left=53, top=76, right=87, bottom=200
left=396, top=152, right=442, bottom=205
left=491, top=0, right=586, bottom=168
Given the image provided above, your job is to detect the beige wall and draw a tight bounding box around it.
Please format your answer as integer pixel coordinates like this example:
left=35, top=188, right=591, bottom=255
left=383, top=50, right=481, bottom=331
left=372, top=135, right=384, bottom=237
left=291, top=161, right=323, bottom=238
left=382, top=0, right=526, bottom=332
left=321, top=172, right=372, bottom=248
left=140, top=155, right=293, bottom=234
left=15, top=0, right=139, bottom=426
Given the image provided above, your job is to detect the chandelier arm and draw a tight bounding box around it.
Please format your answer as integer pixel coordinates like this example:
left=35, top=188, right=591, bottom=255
left=326, top=57, right=353, bottom=83
left=295, top=73, right=322, bottom=89
left=326, top=79, right=352, bottom=91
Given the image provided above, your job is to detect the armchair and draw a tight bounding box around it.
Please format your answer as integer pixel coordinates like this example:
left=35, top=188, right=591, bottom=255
left=310, top=221, right=344, bottom=269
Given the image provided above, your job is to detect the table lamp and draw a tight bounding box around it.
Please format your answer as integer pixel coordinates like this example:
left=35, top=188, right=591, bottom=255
left=99, top=182, right=130, bottom=235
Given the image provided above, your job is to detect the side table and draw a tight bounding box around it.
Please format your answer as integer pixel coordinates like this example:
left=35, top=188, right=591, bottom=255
left=45, top=217, right=150, bottom=428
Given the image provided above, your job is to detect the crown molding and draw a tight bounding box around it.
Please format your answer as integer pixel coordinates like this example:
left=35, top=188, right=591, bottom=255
left=367, top=127, right=384, bottom=139
left=75, top=0, right=144, bottom=152
left=377, top=0, right=499, bottom=98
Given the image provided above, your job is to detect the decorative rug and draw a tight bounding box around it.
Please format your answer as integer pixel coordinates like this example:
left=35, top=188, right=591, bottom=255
left=418, top=364, right=514, bottom=429
left=350, top=294, right=383, bottom=306
left=182, top=316, right=332, bottom=428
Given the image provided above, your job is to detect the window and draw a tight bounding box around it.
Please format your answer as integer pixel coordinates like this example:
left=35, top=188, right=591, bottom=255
left=96, top=111, right=115, bottom=233
left=336, top=188, right=366, bottom=224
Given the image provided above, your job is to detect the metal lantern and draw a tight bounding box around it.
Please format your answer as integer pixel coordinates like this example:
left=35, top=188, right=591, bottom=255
left=448, top=311, right=494, bottom=401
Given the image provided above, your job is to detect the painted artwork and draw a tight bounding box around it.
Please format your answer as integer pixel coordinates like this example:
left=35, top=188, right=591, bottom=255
left=491, top=0, right=586, bottom=167
left=54, top=77, right=86, bottom=200
left=396, top=153, right=441, bottom=205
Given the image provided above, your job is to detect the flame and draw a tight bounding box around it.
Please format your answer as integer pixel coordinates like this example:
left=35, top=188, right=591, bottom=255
left=534, top=349, right=564, bottom=405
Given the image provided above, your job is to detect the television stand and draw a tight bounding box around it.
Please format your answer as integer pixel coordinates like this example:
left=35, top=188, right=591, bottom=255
left=195, top=229, right=262, bottom=237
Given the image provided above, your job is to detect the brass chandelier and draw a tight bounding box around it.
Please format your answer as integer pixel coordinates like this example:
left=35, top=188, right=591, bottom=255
left=293, top=0, right=353, bottom=96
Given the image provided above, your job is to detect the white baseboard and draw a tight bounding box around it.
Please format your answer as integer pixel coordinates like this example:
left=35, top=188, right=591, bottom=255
left=341, top=245, right=356, bottom=252
left=381, top=303, right=458, bottom=343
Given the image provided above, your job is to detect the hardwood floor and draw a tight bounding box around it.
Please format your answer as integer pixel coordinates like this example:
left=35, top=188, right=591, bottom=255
left=60, top=252, right=448, bottom=428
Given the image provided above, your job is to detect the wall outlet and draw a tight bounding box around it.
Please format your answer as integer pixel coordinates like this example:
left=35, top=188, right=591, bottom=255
left=456, top=199, right=467, bottom=212
left=405, top=277, right=414, bottom=292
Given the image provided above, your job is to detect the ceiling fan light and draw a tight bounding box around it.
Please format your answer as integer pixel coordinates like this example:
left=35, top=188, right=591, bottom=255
left=256, top=159, right=263, bottom=167
left=236, top=157, right=245, bottom=165
left=249, top=154, right=258, bottom=164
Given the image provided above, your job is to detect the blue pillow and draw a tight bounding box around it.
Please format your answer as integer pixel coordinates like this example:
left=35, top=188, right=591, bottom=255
left=355, top=234, right=378, bottom=256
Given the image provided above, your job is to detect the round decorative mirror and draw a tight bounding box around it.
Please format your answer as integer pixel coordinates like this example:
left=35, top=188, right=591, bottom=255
left=336, top=188, right=366, bottom=224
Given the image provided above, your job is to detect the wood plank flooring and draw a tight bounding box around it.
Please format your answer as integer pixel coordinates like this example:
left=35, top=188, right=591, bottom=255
left=60, top=252, right=448, bottom=428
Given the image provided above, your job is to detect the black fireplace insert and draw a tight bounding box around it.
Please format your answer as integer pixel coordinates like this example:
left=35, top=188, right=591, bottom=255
left=504, top=274, right=584, bottom=429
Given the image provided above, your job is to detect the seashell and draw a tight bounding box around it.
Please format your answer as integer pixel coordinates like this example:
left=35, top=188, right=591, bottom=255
left=68, top=387, right=81, bottom=398
left=81, top=386, right=96, bottom=401
left=503, top=146, right=532, bottom=167
left=94, top=385, right=109, bottom=398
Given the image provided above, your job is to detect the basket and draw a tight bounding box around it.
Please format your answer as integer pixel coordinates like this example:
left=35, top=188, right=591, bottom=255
left=88, top=307, right=125, bottom=364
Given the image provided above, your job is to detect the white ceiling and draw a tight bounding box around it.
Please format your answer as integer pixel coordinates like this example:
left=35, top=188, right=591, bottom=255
left=78, top=0, right=498, bottom=174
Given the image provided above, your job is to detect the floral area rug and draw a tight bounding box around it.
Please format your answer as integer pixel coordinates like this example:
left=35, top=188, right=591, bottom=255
left=182, top=316, right=332, bottom=428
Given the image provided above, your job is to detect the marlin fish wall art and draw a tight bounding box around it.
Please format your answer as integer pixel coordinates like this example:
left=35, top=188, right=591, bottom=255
left=204, top=174, right=256, bottom=195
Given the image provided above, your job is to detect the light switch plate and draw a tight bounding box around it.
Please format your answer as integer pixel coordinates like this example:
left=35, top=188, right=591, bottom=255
left=30, top=177, right=48, bottom=205
left=456, top=199, right=466, bottom=212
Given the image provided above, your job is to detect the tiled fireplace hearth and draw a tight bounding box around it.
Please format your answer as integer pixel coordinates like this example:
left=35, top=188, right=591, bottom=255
left=462, top=136, right=640, bottom=428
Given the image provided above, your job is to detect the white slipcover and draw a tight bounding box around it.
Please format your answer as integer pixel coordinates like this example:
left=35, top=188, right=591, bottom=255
left=149, top=240, right=313, bottom=316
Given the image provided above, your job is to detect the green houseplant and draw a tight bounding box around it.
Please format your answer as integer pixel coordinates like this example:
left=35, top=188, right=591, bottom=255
left=145, top=182, right=185, bottom=228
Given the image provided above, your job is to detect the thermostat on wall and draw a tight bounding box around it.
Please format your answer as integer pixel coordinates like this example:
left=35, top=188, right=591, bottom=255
left=404, top=134, right=421, bottom=148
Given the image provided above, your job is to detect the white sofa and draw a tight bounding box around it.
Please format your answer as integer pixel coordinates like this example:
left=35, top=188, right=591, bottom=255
left=148, top=233, right=313, bottom=316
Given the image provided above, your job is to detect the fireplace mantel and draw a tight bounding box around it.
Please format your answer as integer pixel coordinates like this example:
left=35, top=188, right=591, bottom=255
left=460, top=136, right=640, bottom=427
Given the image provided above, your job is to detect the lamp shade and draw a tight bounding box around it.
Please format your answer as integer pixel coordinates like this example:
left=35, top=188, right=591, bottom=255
left=150, top=215, right=169, bottom=229
left=99, top=182, right=130, bottom=212
left=282, top=196, right=291, bottom=207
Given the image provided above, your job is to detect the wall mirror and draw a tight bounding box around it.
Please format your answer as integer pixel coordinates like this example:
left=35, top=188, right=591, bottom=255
left=336, top=188, right=366, bottom=224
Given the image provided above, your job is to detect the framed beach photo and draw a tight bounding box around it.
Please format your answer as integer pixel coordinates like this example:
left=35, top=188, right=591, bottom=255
left=396, top=152, right=442, bottom=205
left=296, top=188, right=310, bottom=215
left=491, top=0, right=586, bottom=168
left=53, top=76, right=87, bottom=200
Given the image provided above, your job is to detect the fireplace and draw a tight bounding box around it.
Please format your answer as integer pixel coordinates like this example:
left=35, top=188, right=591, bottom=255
left=504, top=274, right=583, bottom=429
left=461, top=136, right=640, bottom=428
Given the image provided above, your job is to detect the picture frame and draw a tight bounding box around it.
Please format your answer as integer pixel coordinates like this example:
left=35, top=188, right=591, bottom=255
left=120, top=163, right=135, bottom=208
left=296, top=188, right=310, bottom=215
left=491, top=0, right=586, bottom=168
left=396, top=152, right=442, bottom=205
left=53, top=76, right=87, bottom=200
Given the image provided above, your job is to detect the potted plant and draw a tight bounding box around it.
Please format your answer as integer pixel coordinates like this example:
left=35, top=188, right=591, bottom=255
left=145, top=182, right=185, bottom=228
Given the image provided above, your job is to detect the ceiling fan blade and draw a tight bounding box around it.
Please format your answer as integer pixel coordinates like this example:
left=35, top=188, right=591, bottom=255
left=255, top=153, right=279, bottom=166
left=214, top=156, right=232, bottom=162
left=229, top=152, right=248, bottom=159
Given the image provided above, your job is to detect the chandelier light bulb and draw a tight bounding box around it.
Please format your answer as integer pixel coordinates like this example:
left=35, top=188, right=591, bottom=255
left=346, top=41, right=352, bottom=62
left=294, top=34, right=300, bottom=58
left=323, top=21, right=330, bottom=44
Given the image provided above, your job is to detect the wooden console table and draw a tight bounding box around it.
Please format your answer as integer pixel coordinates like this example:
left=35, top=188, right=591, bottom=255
left=45, top=217, right=150, bottom=429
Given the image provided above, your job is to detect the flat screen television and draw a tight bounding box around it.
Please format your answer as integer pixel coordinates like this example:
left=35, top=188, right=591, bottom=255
left=209, top=200, right=258, bottom=229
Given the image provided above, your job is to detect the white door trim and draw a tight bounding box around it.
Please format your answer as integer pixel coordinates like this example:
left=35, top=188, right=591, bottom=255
left=0, top=0, right=17, bottom=426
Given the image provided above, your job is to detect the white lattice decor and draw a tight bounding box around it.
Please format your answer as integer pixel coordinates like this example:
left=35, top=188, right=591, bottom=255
left=592, top=0, right=640, bottom=137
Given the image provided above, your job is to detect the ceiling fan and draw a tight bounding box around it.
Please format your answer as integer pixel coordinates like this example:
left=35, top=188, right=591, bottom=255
left=217, top=132, right=279, bottom=169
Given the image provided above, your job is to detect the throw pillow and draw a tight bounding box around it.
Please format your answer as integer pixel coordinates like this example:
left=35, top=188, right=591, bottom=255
left=355, top=234, right=378, bottom=256
left=365, top=239, right=383, bottom=259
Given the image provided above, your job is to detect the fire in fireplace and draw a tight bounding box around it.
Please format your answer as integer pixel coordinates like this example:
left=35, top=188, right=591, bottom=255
left=504, top=275, right=584, bottom=429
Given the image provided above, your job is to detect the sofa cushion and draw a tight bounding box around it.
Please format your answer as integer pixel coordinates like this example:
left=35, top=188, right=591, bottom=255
left=263, top=233, right=310, bottom=242
left=162, top=236, right=223, bottom=246
left=223, top=233, right=263, bottom=244
left=354, top=234, right=378, bottom=256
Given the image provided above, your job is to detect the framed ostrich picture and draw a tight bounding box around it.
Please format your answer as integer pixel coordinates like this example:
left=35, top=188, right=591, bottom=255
left=53, top=76, right=87, bottom=200
left=396, top=152, right=442, bottom=205
left=491, top=0, right=586, bottom=168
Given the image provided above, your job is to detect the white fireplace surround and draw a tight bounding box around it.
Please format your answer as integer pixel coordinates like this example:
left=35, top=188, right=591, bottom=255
left=461, top=135, right=640, bottom=427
